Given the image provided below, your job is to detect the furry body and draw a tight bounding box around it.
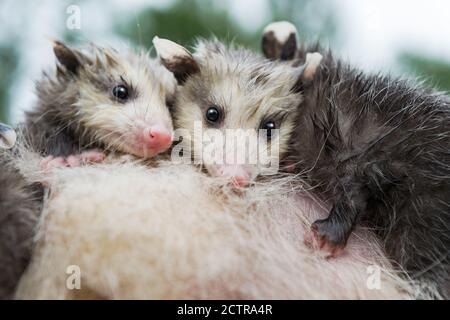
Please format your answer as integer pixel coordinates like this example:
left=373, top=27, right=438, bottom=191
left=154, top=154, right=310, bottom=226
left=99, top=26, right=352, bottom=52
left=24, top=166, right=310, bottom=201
left=24, top=42, right=176, bottom=158
left=0, top=42, right=176, bottom=298
left=0, top=155, right=41, bottom=299
left=263, top=23, right=450, bottom=297
left=15, top=160, right=421, bottom=299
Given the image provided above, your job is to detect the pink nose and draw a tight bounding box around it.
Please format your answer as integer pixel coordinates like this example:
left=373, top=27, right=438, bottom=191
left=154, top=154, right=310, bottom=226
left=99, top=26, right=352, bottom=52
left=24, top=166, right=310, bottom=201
left=218, top=166, right=250, bottom=188
left=230, top=175, right=249, bottom=188
left=145, top=127, right=172, bottom=151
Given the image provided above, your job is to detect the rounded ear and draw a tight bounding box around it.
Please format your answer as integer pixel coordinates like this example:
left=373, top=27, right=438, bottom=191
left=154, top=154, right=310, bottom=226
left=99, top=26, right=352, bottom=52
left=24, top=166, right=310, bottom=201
left=291, top=52, right=323, bottom=92
left=152, top=36, right=200, bottom=85
left=261, top=21, right=298, bottom=61
left=302, top=52, right=323, bottom=80
left=0, top=123, right=16, bottom=150
left=52, top=40, right=91, bottom=75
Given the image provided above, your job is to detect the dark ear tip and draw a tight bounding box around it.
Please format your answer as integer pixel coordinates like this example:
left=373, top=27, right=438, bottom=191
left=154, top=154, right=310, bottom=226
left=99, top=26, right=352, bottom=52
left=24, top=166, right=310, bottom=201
left=51, top=40, right=81, bottom=74
left=52, top=40, right=70, bottom=57
left=261, top=21, right=298, bottom=60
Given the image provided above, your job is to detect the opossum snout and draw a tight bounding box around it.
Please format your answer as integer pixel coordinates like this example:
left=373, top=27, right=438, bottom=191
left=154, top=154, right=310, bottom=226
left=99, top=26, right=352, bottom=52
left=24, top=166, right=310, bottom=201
left=142, top=125, right=173, bottom=152
left=217, top=165, right=251, bottom=188
left=230, top=175, right=249, bottom=188
left=133, top=124, right=173, bottom=156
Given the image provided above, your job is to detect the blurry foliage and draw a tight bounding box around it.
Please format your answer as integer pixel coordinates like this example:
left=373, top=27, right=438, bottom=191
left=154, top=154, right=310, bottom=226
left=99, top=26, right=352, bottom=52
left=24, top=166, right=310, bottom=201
left=117, top=0, right=337, bottom=52
left=268, top=0, right=338, bottom=43
left=117, top=0, right=258, bottom=51
left=63, top=28, right=84, bottom=44
left=0, top=46, right=18, bottom=123
left=400, top=53, right=450, bottom=93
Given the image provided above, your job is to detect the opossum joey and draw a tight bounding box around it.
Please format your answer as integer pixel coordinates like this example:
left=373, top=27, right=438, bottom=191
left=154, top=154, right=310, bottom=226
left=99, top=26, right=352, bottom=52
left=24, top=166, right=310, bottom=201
left=153, top=37, right=321, bottom=188
left=25, top=41, right=176, bottom=172
left=261, top=22, right=450, bottom=299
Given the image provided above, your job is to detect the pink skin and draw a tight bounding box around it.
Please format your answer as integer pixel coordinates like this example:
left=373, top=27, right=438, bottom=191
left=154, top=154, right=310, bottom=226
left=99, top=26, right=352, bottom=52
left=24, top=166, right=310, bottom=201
left=40, top=125, right=172, bottom=172
left=141, top=125, right=172, bottom=151
left=130, top=124, right=173, bottom=158
left=39, top=150, right=105, bottom=187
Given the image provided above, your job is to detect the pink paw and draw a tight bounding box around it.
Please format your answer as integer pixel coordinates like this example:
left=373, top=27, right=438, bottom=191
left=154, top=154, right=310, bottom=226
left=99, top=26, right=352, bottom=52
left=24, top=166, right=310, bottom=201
left=73, top=150, right=106, bottom=164
left=40, top=150, right=105, bottom=172
left=40, top=156, right=68, bottom=172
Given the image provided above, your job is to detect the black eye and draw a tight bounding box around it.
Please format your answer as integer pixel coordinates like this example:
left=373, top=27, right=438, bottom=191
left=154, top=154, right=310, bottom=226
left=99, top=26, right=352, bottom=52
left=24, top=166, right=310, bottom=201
left=113, top=85, right=129, bottom=100
left=262, top=121, right=276, bottom=140
left=205, top=106, right=220, bottom=123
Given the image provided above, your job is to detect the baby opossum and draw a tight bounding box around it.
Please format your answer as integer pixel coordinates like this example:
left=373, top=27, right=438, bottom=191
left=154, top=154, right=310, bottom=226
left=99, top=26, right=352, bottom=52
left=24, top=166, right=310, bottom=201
left=25, top=40, right=176, bottom=165
left=152, top=36, right=320, bottom=187
left=0, top=41, right=177, bottom=299
left=262, top=21, right=450, bottom=298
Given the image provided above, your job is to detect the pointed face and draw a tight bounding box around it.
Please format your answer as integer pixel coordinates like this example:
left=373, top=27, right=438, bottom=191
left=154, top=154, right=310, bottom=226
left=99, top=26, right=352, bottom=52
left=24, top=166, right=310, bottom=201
left=50, top=41, right=177, bottom=158
left=154, top=37, right=321, bottom=187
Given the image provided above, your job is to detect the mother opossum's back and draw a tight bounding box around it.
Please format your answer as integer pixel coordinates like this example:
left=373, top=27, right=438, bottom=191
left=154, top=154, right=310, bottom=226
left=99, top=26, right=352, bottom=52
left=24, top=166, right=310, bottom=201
left=0, top=156, right=41, bottom=299
left=15, top=161, right=418, bottom=299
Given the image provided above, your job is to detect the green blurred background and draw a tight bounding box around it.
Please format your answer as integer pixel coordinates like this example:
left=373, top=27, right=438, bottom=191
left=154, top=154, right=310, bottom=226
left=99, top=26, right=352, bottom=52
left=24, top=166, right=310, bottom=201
left=0, top=0, right=449, bottom=123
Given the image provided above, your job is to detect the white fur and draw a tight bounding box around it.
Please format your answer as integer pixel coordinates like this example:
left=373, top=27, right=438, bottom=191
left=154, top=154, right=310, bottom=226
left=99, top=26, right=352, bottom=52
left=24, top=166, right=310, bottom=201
left=303, top=52, right=323, bottom=80
left=263, top=21, right=298, bottom=43
left=14, top=159, right=424, bottom=299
